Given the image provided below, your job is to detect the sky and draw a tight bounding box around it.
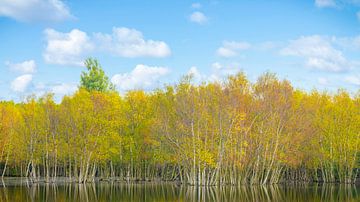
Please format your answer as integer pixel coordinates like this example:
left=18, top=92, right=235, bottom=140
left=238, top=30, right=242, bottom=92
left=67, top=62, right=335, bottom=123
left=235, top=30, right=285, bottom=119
left=0, top=0, right=360, bottom=102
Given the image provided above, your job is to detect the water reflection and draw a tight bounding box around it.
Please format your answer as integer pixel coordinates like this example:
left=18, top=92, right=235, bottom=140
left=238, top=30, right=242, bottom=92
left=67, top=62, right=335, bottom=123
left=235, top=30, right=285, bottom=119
left=0, top=179, right=359, bottom=202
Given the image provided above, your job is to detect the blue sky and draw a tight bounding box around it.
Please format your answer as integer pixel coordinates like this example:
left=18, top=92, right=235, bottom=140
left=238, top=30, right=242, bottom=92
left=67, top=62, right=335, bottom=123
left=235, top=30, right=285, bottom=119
left=0, top=0, right=360, bottom=101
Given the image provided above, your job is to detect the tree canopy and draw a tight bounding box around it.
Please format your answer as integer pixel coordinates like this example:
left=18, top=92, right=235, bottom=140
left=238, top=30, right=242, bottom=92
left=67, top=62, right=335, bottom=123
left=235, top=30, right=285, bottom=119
left=0, top=60, right=359, bottom=185
left=80, top=58, right=115, bottom=92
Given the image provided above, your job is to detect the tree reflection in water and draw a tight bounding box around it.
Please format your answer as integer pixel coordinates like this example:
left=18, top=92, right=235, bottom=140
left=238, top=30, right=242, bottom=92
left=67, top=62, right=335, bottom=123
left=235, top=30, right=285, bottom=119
left=0, top=180, right=359, bottom=202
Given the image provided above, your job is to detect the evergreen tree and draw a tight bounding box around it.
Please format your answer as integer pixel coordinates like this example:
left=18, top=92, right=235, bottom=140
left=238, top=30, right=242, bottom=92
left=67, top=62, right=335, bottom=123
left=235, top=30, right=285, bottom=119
left=80, top=58, right=115, bottom=92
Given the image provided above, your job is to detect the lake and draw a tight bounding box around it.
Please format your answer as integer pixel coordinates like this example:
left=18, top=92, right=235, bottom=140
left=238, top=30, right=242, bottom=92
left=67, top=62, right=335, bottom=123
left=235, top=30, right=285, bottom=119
left=0, top=178, right=359, bottom=201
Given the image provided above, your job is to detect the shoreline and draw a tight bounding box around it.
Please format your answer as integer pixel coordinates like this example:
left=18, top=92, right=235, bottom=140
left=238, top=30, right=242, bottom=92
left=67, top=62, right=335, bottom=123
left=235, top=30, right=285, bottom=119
left=1, top=177, right=359, bottom=187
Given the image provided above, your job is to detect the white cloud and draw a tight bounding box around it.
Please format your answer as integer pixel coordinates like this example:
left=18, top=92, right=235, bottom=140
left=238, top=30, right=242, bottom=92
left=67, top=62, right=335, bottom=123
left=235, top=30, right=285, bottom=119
left=257, top=41, right=279, bottom=50
left=357, top=11, right=360, bottom=21
left=51, top=83, right=77, bottom=95
left=187, top=66, right=204, bottom=82
left=191, top=3, right=202, bottom=9
left=280, top=35, right=350, bottom=72
left=32, top=82, right=77, bottom=101
left=6, top=60, right=36, bottom=74
left=211, top=62, right=222, bottom=70
left=315, top=0, right=336, bottom=8
left=0, top=0, right=72, bottom=22
left=315, top=0, right=360, bottom=9
left=188, top=66, right=201, bottom=77
left=217, top=47, right=237, bottom=57
left=332, top=35, right=360, bottom=50
left=43, top=28, right=94, bottom=66
left=318, top=77, right=330, bottom=85
left=11, top=74, right=33, bottom=92
left=345, top=75, right=360, bottom=85
left=211, top=62, right=241, bottom=79
left=189, top=11, right=208, bottom=24
left=216, top=41, right=251, bottom=57
left=43, top=27, right=171, bottom=65
left=186, top=62, right=242, bottom=83
left=111, top=64, right=170, bottom=91
left=95, top=27, right=171, bottom=58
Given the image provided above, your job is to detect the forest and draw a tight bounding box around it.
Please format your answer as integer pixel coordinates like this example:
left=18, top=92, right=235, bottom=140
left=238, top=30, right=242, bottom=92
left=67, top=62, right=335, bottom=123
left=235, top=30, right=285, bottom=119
left=0, top=58, right=359, bottom=185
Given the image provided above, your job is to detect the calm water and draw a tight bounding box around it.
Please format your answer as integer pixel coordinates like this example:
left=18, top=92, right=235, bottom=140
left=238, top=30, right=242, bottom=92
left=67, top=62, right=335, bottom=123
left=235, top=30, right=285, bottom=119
left=0, top=178, right=359, bottom=202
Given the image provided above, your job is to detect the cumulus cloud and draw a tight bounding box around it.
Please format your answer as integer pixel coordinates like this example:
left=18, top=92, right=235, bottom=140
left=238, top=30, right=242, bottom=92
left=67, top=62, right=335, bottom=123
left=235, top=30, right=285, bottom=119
left=95, top=27, right=171, bottom=58
left=0, top=0, right=72, bottom=22
left=216, top=41, right=251, bottom=57
left=188, top=66, right=201, bottom=78
left=32, top=82, right=78, bottom=101
left=43, top=27, right=171, bottom=65
left=189, top=11, right=208, bottom=24
left=43, top=28, right=94, bottom=66
left=191, top=3, right=202, bottom=9
left=315, top=0, right=336, bottom=8
left=315, top=0, right=360, bottom=8
left=186, top=62, right=242, bottom=83
left=332, top=35, right=360, bottom=50
left=280, top=35, right=350, bottom=72
left=11, top=74, right=33, bottom=92
left=217, top=47, right=237, bottom=58
left=318, top=77, right=330, bottom=85
left=51, top=83, right=77, bottom=95
left=111, top=64, right=170, bottom=91
left=345, top=75, right=360, bottom=86
left=6, top=60, right=36, bottom=74
left=187, top=66, right=204, bottom=83
left=210, top=62, right=241, bottom=80
left=257, top=41, right=279, bottom=50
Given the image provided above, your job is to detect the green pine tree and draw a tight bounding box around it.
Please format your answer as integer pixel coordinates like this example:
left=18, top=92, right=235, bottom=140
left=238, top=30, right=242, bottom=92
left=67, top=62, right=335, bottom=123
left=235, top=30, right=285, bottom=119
left=80, top=58, right=115, bottom=92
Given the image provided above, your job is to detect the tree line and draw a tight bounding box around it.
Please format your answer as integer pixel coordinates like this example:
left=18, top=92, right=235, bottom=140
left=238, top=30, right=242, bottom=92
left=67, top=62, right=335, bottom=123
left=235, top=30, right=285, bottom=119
left=0, top=58, right=359, bottom=185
